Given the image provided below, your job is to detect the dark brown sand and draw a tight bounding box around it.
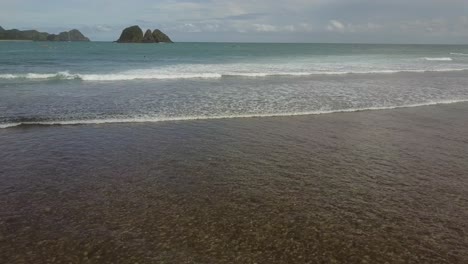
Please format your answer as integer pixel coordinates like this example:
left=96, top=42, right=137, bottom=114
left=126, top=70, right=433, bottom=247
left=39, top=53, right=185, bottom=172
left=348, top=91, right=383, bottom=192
left=1, top=103, right=467, bottom=263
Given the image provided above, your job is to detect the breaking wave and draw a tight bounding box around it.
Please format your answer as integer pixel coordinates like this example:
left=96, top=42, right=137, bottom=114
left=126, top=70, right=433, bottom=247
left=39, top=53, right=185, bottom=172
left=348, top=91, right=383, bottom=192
left=0, top=71, right=222, bottom=81
left=0, top=68, right=467, bottom=81
left=2, top=99, right=467, bottom=129
left=0, top=72, right=79, bottom=80
left=424, top=57, right=453, bottom=61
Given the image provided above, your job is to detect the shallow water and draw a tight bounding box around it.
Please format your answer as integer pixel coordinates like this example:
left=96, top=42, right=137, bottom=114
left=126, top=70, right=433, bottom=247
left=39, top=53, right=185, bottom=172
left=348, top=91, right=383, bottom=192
left=1, top=42, right=468, bottom=128
left=1, top=103, right=467, bottom=263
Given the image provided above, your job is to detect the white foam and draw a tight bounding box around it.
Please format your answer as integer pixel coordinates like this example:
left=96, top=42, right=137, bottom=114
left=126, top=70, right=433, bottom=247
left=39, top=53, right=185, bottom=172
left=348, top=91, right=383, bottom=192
left=0, top=71, right=78, bottom=80
left=450, top=53, right=468, bottom=56
left=0, top=74, right=16, bottom=79
left=226, top=69, right=467, bottom=76
left=1, top=68, right=467, bottom=81
left=80, top=72, right=222, bottom=81
left=0, top=71, right=222, bottom=81
left=2, top=99, right=467, bottom=129
left=0, top=123, right=21, bottom=128
left=424, top=57, right=453, bottom=61
left=224, top=72, right=313, bottom=77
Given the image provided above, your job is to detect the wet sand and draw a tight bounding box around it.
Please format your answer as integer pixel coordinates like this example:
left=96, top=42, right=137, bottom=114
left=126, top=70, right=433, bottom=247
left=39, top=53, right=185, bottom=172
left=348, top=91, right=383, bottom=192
left=1, top=103, right=468, bottom=263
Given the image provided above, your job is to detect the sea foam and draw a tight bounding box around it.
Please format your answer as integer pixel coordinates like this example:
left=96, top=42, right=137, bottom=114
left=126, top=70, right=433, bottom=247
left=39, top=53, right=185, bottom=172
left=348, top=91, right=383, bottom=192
left=424, top=57, right=453, bottom=61
left=2, top=99, right=467, bottom=129
left=0, top=68, right=467, bottom=81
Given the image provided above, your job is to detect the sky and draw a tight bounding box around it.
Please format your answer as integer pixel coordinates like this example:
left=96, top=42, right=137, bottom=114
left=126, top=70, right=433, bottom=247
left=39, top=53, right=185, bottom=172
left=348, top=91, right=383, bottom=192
left=1, top=0, right=467, bottom=44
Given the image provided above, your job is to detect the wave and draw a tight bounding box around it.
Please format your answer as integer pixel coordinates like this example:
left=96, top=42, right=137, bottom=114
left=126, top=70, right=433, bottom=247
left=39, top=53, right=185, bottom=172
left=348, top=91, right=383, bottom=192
left=450, top=53, right=468, bottom=56
left=0, top=72, right=222, bottom=81
left=424, top=57, right=453, bottom=61
left=0, top=123, right=22, bottom=129
left=2, top=99, right=467, bottom=129
left=1, top=68, right=467, bottom=81
left=0, top=72, right=78, bottom=80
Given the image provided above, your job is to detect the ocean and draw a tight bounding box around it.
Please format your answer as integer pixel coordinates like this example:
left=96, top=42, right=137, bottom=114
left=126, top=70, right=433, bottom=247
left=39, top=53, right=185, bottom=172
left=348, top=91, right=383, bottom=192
left=1, top=42, right=468, bottom=127
left=1, top=42, right=468, bottom=263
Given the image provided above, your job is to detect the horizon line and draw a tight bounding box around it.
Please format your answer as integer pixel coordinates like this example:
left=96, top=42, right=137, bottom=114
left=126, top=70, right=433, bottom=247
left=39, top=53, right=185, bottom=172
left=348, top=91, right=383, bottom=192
left=84, top=40, right=468, bottom=46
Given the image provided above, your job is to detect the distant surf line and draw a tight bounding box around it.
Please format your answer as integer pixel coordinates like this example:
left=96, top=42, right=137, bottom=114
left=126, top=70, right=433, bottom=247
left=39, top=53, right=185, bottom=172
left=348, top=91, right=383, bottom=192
left=423, top=57, right=453, bottom=61
left=2, top=99, right=467, bottom=129
left=1, top=68, right=467, bottom=81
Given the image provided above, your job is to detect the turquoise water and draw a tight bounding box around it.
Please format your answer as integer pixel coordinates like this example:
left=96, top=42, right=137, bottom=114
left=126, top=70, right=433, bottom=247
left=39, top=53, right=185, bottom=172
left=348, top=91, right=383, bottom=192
left=1, top=42, right=468, bottom=127
left=2, top=42, right=468, bottom=78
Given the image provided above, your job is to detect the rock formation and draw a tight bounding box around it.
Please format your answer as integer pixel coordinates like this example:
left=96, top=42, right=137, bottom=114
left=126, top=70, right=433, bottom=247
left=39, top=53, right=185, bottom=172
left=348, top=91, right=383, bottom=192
left=47, top=30, right=90, bottom=42
left=152, top=29, right=173, bottom=43
left=116, top=25, right=144, bottom=43
left=0, top=26, right=90, bottom=41
left=66, top=29, right=90, bottom=41
left=142, top=29, right=156, bottom=43
left=116, top=26, right=173, bottom=43
left=0, top=28, right=49, bottom=41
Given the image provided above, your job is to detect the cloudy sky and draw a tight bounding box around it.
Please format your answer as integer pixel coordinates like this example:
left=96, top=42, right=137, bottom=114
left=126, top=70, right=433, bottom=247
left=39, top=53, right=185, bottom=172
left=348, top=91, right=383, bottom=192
left=1, top=0, right=467, bottom=43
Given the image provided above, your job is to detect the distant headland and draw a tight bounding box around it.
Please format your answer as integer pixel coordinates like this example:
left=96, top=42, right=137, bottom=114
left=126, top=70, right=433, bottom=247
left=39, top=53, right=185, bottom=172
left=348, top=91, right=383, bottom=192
left=0, top=26, right=90, bottom=41
left=116, top=26, right=173, bottom=43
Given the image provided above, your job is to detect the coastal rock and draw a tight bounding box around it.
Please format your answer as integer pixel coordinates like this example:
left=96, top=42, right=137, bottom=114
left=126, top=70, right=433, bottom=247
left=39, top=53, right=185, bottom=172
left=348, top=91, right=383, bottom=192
left=0, top=28, right=48, bottom=41
left=57, top=29, right=90, bottom=41
left=48, top=29, right=90, bottom=41
left=70, top=29, right=90, bottom=41
left=142, top=29, right=156, bottom=43
left=117, top=26, right=144, bottom=43
left=152, top=29, right=173, bottom=43
left=115, top=26, right=173, bottom=43
left=47, top=34, right=59, bottom=41
left=0, top=26, right=90, bottom=41
left=58, top=32, right=70, bottom=41
left=22, top=30, right=49, bottom=41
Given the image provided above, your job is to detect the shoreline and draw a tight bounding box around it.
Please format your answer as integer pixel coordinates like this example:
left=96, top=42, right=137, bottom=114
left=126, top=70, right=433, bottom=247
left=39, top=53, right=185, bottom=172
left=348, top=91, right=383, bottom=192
left=2, top=99, right=468, bottom=129
left=1, top=101, right=467, bottom=263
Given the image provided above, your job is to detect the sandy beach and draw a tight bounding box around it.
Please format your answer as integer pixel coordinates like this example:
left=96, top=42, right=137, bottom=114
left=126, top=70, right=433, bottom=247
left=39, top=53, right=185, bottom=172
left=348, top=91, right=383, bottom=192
left=1, top=102, right=467, bottom=263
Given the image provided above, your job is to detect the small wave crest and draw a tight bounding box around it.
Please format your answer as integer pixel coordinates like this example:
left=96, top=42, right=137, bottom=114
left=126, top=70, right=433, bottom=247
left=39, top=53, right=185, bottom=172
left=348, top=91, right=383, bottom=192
left=0, top=123, right=21, bottom=129
left=223, top=72, right=313, bottom=77
left=1, top=68, right=467, bottom=81
left=80, top=72, right=222, bottom=81
left=0, top=71, right=80, bottom=80
left=450, top=53, right=468, bottom=56
left=2, top=99, right=467, bottom=129
left=424, top=57, right=453, bottom=61
left=0, top=71, right=222, bottom=81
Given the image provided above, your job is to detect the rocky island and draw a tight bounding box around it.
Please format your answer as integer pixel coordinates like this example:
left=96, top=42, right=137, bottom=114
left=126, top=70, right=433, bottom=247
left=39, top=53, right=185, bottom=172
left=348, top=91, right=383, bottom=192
left=116, top=25, right=173, bottom=43
left=0, top=26, right=90, bottom=41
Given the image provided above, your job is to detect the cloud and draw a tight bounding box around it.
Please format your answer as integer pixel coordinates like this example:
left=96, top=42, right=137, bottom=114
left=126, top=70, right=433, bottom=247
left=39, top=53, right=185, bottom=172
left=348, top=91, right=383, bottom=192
left=327, top=20, right=345, bottom=32
left=95, top=25, right=113, bottom=32
left=0, top=0, right=467, bottom=43
left=252, top=24, right=277, bottom=32
left=221, top=13, right=268, bottom=21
